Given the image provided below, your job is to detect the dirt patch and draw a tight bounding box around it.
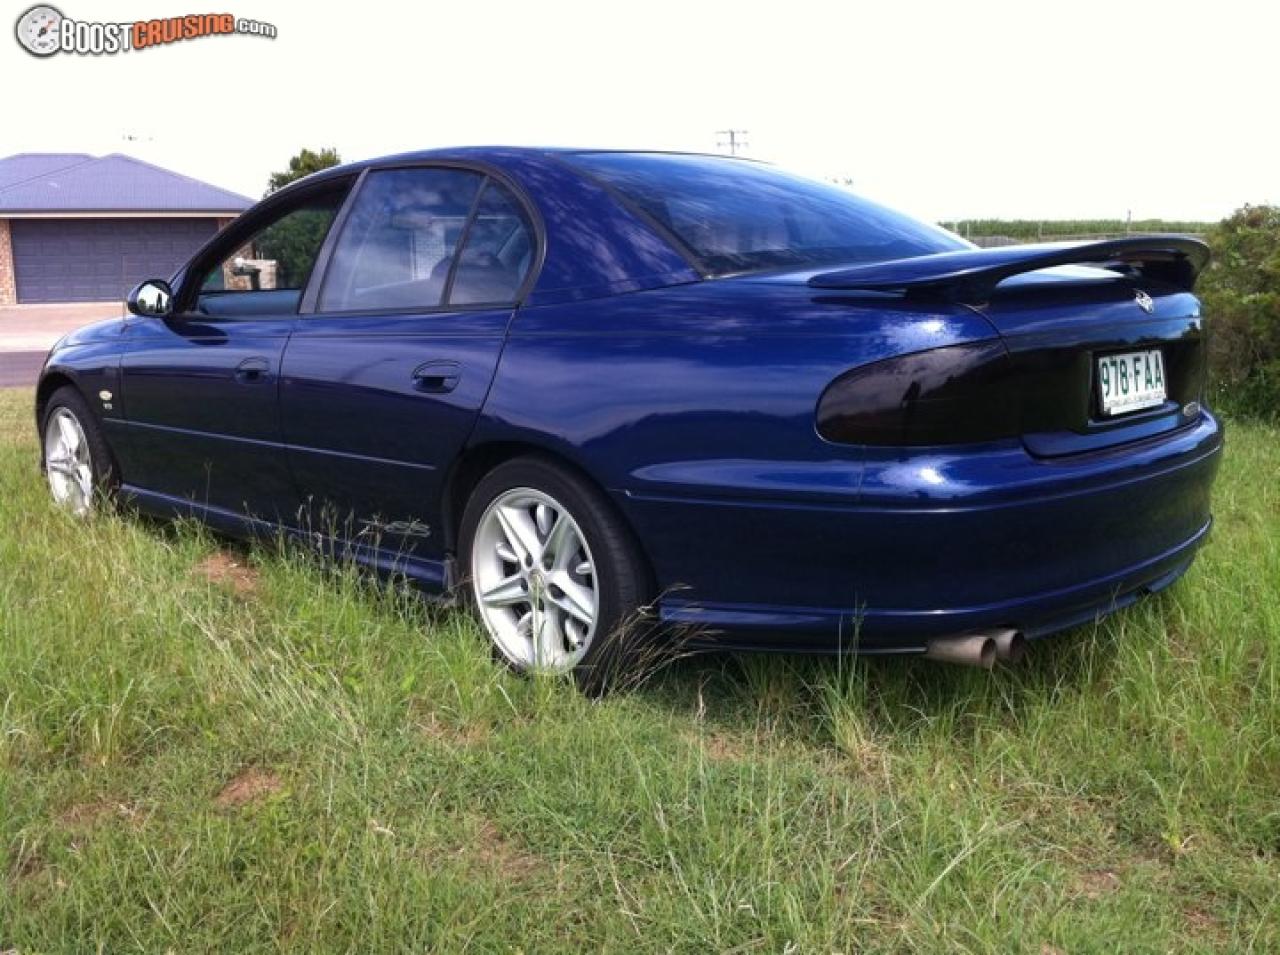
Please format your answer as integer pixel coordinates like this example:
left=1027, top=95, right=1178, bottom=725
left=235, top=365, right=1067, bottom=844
left=469, top=819, right=546, bottom=880
left=703, top=732, right=753, bottom=762
left=422, top=815, right=550, bottom=883
left=214, top=768, right=283, bottom=808
left=685, top=729, right=755, bottom=763
left=57, top=800, right=139, bottom=829
left=1184, top=906, right=1226, bottom=942
left=1076, top=868, right=1121, bottom=900
left=195, top=552, right=259, bottom=597
left=417, top=712, right=491, bottom=748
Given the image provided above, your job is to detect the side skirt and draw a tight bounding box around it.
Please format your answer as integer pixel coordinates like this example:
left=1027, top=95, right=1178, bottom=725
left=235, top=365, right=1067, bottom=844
left=118, top=484, right=452, bottom=595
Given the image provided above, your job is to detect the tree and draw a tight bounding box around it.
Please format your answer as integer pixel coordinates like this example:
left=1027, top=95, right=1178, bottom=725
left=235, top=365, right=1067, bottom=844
left=1198, top=205, right=1280, bottom=419
left=252, top=148, right=343, bottom=290
left=265, top=147, right=341, bottom=196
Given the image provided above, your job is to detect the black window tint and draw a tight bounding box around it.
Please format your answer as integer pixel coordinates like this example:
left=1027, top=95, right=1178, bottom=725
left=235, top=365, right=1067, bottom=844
left=566, top=152, right=970, bottom=276
left=201, top=191, right=342, bottom=294
left=318, top=168, right=483, bottom=312
left=448, top=181, right=535, bottom=305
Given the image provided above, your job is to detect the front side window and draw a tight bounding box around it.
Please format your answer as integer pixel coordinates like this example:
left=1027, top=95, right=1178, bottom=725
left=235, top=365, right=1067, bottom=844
left=200, top=189, right=344, bottom=298
left=565, top=152, right=970, bottom=276
left=317, top=168, right=483, bottom=312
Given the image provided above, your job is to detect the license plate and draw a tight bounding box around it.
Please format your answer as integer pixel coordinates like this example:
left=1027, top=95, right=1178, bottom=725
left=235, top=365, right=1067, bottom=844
left=1097, top=349, right=1167, bottom=416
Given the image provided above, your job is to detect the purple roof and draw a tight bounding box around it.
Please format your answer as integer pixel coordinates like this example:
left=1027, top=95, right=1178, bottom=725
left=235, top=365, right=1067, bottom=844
left=0, top=153, right=93, bottom=190
left=0, top=153, right=253, bottom=214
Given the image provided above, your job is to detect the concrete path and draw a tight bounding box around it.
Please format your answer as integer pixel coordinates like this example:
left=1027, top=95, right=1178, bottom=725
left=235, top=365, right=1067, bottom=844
left=0, top=352, right=46, bottom=389
left=0, top=302, right=122, bottom=353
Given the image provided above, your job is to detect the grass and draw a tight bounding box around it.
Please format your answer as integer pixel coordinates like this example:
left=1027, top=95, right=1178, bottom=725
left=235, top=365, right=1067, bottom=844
left=1, top=387, right=1278, bottom=953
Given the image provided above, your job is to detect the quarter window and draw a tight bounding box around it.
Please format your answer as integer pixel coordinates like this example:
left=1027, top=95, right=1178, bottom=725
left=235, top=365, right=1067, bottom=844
left=449, top=181, right=535, bottom=305
left=317, top=168, right=483, bottom=312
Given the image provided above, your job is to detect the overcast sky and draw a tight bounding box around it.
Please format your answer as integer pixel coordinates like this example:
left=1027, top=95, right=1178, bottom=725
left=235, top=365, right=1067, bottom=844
left=6, top=0, right=1276, bottom=222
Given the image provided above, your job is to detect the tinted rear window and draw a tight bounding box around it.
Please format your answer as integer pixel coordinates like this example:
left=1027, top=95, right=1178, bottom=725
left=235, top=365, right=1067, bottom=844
left=566, top=152, right=969, bottom=276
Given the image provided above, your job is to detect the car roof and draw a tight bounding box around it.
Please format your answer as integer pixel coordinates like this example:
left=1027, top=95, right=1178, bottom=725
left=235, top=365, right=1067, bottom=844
left=294, top=146, right=757, bottom=186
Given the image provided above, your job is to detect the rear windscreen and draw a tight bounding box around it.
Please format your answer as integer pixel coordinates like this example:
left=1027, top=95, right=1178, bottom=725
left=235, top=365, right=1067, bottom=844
left=566, top=152, right=970, bottom=276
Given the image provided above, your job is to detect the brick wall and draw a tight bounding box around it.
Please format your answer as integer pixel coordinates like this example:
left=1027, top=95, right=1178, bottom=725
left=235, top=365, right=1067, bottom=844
left=0, top=219, right=15, bottom=306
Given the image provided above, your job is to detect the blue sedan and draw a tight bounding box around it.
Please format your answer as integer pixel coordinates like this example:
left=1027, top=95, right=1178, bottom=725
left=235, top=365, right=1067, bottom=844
left=35, top=148, right=1222, bottom=687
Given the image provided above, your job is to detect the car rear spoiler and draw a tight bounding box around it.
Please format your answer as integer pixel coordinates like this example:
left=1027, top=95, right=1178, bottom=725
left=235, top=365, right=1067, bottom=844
left=807, top=235, right=1211, bottom=303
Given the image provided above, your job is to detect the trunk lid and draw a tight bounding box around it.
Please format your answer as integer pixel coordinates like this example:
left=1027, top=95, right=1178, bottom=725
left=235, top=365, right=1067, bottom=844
left=980, top=269, right=1205, bottom=456
left=801, top=237, right=1209, bottom=456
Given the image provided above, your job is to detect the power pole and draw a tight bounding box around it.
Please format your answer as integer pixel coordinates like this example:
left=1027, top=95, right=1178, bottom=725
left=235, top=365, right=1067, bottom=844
left=716, top=129, right=749, bottom=156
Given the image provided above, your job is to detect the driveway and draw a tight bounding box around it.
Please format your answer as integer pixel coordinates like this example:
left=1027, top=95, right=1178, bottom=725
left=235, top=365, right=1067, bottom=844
left=0, top=303, right=121, bottom=388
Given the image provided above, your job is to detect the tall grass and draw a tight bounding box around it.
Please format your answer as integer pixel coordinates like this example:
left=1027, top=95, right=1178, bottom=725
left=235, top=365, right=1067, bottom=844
left=1, top=388, right=1277, bottom=952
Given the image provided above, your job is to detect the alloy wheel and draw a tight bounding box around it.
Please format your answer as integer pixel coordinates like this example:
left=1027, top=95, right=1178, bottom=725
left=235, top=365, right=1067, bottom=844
left=471, top=487, right=599, bottom=671
left=44, top=407, right=94, bottom=516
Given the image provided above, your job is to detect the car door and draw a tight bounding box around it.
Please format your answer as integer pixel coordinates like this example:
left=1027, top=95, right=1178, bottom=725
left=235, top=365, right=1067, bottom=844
left=116, top=179, right=351, bottom=523
left=279, top=166, right=537, bottom=580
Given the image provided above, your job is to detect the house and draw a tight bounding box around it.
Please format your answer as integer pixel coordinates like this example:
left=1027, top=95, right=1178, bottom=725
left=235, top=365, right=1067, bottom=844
left=0, top=153, right=252, bottom=304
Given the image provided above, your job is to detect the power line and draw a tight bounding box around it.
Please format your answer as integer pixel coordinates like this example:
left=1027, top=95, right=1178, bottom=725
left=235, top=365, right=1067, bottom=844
left=715, top=129, right=749, bottom=156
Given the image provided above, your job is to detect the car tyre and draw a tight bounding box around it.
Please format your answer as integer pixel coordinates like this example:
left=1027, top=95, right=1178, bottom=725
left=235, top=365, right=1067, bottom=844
left=459, top=455, right=653, bottom=694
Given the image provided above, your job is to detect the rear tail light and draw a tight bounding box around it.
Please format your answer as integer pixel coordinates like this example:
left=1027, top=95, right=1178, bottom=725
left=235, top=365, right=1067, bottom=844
left=816, top=341, right=1021, bottom=446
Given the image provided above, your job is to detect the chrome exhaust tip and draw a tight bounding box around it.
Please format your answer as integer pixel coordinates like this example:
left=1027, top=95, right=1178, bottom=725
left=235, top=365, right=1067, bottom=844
left=924, top=628, right=1025, bottom=668
left=924, top=633, right=997, bottom=669
left=990, top=628, right=1026, bottom=664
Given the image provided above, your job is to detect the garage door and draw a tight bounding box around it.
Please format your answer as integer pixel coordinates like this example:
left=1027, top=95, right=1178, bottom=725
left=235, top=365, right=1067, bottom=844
left=11, top=218, right=218, bottom=303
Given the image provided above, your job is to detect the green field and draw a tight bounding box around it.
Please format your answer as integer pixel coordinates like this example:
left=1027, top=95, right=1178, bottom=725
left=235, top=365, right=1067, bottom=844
left=2, top=387, right=1277, bottom=953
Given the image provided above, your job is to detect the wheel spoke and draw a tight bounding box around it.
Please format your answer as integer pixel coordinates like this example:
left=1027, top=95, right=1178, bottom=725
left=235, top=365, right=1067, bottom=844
left=75, top=465, right=93, bottom=499
left=480, top=573, right=526, bottom=608
left=516, top=610, right=533, bottom=636
left=528, top=599, right=545, bottom=667
left=535, top=609, right=564, bottom=666
left=494, top=504, right=540, bottom=563
left=57, top=414, right=80, bottom=453
left=46, top=455, right=75, bottom=477
left=549, top=572, right=596, bottom=626
left=65, top=476, right=85, bottom=510
left=543, top=513, right=577, bottom=568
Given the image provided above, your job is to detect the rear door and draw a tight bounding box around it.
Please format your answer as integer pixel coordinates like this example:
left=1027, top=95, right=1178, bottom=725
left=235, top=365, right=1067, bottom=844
left=279, top=166, right=537, bottom=577
left=116, top=181, right=350, bottom=521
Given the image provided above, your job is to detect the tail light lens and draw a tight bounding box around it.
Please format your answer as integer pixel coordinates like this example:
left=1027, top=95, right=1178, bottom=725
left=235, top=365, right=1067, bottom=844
left=816, top=341, right=1021, bottom=446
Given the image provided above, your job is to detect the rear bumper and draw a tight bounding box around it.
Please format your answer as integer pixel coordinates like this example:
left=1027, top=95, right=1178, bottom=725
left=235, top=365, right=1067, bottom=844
left=622, top=412, right=1223, bottom=653
left=660, top=520, right=1205, bottom=652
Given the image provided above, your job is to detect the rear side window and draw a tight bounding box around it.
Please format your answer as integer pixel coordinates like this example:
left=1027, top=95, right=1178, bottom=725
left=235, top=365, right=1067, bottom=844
left=318, top=168, right=483, bottom=312
left=566, top=152, right=969, bottom=276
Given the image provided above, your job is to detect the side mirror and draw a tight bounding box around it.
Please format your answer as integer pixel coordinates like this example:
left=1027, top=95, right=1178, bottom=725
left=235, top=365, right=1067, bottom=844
left=126, top=279, right=173, bottom=317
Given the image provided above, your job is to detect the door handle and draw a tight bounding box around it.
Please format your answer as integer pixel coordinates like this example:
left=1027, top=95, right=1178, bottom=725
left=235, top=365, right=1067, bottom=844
left=411, top=360, right=462, bottom=394
left=235, top=357, right=271, bottom=383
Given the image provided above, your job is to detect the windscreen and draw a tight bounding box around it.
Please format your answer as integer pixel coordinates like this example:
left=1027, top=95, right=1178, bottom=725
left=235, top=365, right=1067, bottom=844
left=566, top=152, right=970, bottom=276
